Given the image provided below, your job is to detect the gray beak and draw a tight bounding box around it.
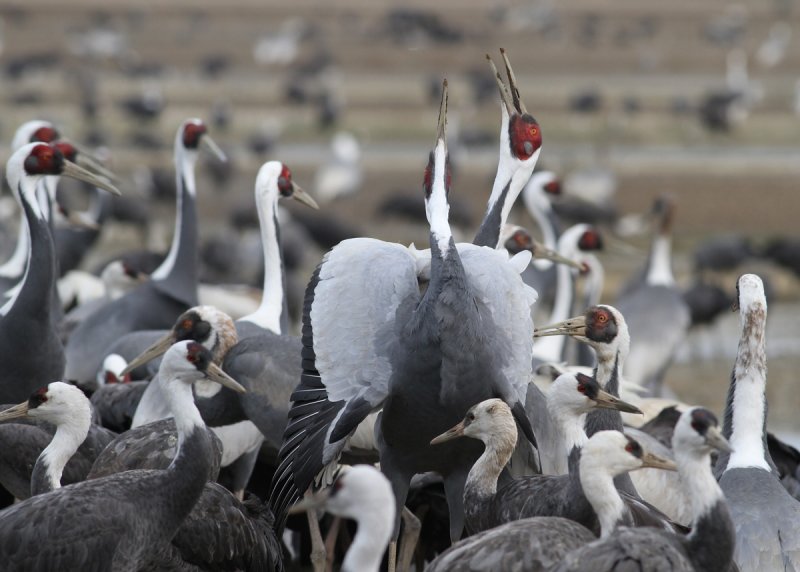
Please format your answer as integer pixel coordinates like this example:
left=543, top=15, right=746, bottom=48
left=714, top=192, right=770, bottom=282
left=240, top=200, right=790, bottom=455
left=640, top=451, right=678, bottom=472
left=705, top=426, right=733, bottom=454
left=430, top=420, right=466, bottom=445
left=534, top=315, right=587, bottom=338
left=0, top=401, right=30, bottom=423
left=288, top=489, right=331, bottom=515
left=205, top=362, right=246, bottom=394
left=62, top=160, right=121, bottom=196
left=291, top=182, right=320, bottom=209
left=592, top=389, right=643, bottom=415
left=200, top=134, right=228, bottom=162
left=531, top=240, right=583, bottom=270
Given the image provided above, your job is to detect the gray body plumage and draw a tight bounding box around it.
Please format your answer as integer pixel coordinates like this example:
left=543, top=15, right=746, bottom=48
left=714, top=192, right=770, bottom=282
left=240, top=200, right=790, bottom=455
left=427, top=517, right=594, bottom=572
left=616, top=285, right=689, bottom=396
left=0, top=422, right=211, bottom=572
left=0, top=418, right=115, bottom=500
left=0, top=202, right=64, bottom=403
left=467, top=448, right=681, bottom=536
left=719, top=467, right=800, bottom=571
left=64, top=157, right=200, bottom=385
left=87, top=418, right=222, bottom=482
left=90, top=381, right=149, bottom=432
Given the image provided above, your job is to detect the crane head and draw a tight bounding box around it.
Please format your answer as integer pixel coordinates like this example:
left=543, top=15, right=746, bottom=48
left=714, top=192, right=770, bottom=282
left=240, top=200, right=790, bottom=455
left=423, top=79, right=452, bottom=199
left=181, top=119, right=227, bottom=162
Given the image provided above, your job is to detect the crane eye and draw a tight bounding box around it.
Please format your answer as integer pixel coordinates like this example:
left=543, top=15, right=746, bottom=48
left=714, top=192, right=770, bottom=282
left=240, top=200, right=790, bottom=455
left=597, top=313, right=607, bottom=323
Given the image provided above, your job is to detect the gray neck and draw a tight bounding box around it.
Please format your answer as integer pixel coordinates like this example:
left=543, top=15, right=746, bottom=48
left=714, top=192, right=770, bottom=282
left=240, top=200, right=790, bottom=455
left=472, top=181, right=509, bottom=248
left=150, top=148, right=199, bottom=307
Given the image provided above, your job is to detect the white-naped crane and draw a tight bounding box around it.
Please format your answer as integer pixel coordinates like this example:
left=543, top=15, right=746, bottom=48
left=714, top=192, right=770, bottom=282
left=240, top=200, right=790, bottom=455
left=63, top=119, right=226, bottom=386
left=0, top=143, right=120, bottom=404
left=269, top=77, right=538, bottom=557
left=472, top=49, right=543, bottom=249
left=0, top=340, right=247, bottom=571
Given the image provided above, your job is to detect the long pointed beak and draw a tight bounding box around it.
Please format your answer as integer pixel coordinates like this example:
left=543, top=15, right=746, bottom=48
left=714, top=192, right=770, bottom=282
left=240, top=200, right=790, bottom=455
left=62, top=160, right=121, bottom=196
left=430, top=420, right=465, bottom=445
left=205, top=362, right=246, bottom=394
left=534, top=315, right=587, bottom=338
left=705, top=426, right=733, bottom=453
left=436, top=79, right=448, bottom=144
left=592, top=389, right=643, bottom=415
left=531, top=240, right=583, bottom=270
left=640, top=451, right=677, bottom=472
left=500, top=48, right=527, bottom=114
left=70, top=142, right=121, bottom=183
left=120, top=333, right=176, bottom=377
left=291, top=182, right=319, bottom=210
left=200, top=134, right=228, bottom=162
left=0, top=401, right=30, bottom=423
left=486, top=53, right=514, bottom=114
left=288, top=489, right=330, bottom=515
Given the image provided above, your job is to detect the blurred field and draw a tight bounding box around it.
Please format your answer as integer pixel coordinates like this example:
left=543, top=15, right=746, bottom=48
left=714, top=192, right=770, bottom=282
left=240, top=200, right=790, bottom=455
left=1, top=1, right=798, bottom=428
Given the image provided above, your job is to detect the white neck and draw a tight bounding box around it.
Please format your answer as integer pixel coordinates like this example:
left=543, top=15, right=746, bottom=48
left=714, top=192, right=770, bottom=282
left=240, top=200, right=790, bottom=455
left=160, top=375, right=204, bottom=450
left=40, top=408, right=92, bottom=490
left=343, top=505, right=394, bottom=572
left=0, top=177, right=43, bottom=316
left=151, top=145, right=197, bottom=281
left=426, top=141, right=452, bottom=257
left=239, top=188, right=283, bottom=334
left=726, top=307, right=770, bottom=472
left=594, top=352, right=618, bottom=389
left=533, top=261, right=574, bottom=362
left=580, top=454, right=626, bottom=537
left=0, top=212, right=29, bottom=277
left=646, top=235, right=674, bottom=286
left=677, top=450, right=723, bottom=531
left=466, top=430, right=516, bottom=498
left=558, top=409, right=589, bottom=458
left=582, top=255, right=604, bottom=308
left=525, top=190, right=557, bottom=272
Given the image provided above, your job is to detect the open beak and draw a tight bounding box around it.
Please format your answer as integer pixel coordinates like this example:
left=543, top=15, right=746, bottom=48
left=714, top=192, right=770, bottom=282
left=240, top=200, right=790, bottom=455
left=0, top=401, right=30, bottom=423
left=291, top=182, right=319, bottom=209
left=200, top=134, right=227, bottom=162
left=430, top=420, right=465, bottom=445
left=486, top=53, right=514, bottom=115
left=288, top=489, right=330, bottom=515
left=119, top=333, right=176, bottom=377
left=436, top=79, right=448, bottom=144
left=500, top=48, right=527, bottom=114
left=62, top=160, right=121, bottom=196
left=205, top=362, right=246, bottom=394
left=531, top=240, right=582, bottom=270
left=592, top=389, right=643, bottom=415
left=705, top=425, right=733, bottom=453
left=640, top=451, right=678, bottom=472
left=534, top=315, right=587, bottom=338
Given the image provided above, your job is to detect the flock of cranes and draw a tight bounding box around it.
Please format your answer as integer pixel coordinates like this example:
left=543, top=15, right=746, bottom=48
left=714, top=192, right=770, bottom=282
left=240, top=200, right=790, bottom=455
left=0, top=47, right=796, bottom=572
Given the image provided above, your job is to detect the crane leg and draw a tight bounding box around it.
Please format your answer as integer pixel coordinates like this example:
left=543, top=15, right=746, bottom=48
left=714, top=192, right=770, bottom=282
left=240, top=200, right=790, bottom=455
left=388, top=540, right=397, bottom=572
left=324, top=516, right=341, bottom=572
left=304, top=491, right=326, bottom=572
left=398, top=506, right=421, bottom=572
